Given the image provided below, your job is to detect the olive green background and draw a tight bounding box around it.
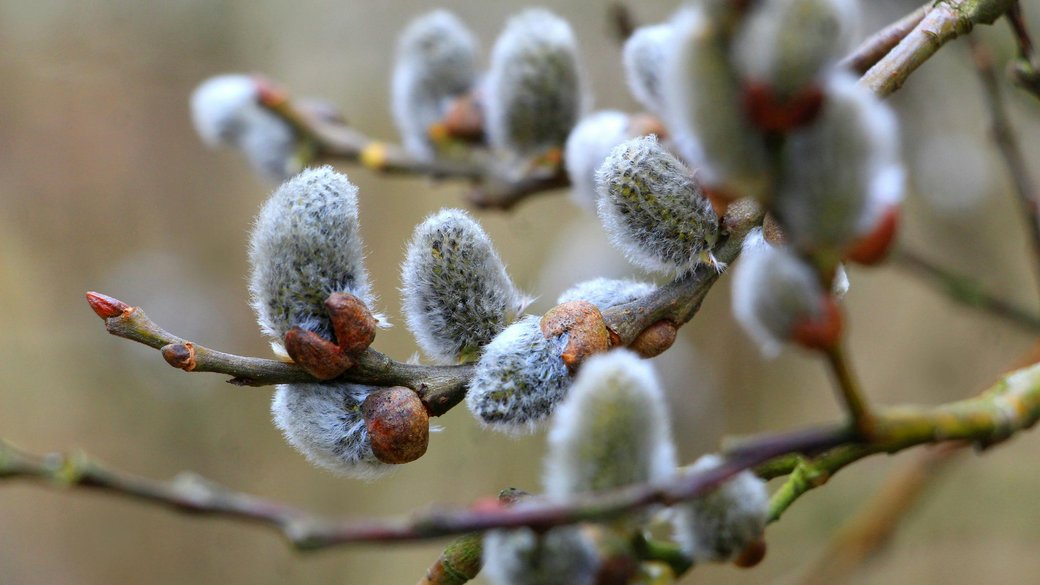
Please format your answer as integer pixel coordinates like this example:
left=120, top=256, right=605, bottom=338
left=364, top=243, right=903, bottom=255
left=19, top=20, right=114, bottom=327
left=1, top=1, right=1039, bottom=583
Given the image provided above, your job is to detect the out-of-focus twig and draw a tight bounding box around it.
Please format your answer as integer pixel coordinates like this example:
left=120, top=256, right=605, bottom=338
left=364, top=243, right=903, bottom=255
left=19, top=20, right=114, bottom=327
left=840, top=3, right=930, bottom=75
left=970, top=37, right=1040, bottom=294
left=823, top=342, right=875, bottom=439
left=1005, top=1, right=1040, bottom=100
left=891, top=249, right=1040, bottom=334
left=791, top=444, right=964, bottom=585
left=861, top=0, right=1016, bottom=97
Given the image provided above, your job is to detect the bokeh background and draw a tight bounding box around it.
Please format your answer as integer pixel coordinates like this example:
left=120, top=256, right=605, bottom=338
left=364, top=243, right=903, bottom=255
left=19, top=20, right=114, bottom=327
left=2, top=1, right=1040, bottom=583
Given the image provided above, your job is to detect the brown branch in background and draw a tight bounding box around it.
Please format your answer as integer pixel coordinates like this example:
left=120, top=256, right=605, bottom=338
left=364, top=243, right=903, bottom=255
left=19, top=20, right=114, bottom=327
left=970, top=37, right=1040, bottom=295
left=890, top=249, right=1040, bottom=333
left=860, top=0, right=1016, bottom=97
left=839, top=3, right=930, bottom=75
left=1006, top=1, right=1040, bottom=100
left=86, top=200, right=765, bottom=417
left=792, top=444, right=963, bottom=585
left=7, top=360, right=1040, bottom=549
left=608, top=2, right=637, bottom=44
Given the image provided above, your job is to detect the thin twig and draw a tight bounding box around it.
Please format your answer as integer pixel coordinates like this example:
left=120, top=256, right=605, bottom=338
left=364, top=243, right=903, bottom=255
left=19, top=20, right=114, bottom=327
left=839, top=3, right=931, bottom=75
left=861, top=0, right=1016, bottom=97
left=791, top=444, right=963, bottom=585
left=7, top=360, right=1040, bottom=548
left=1005, top=1, right=1040, bottom=100
left=891, top=249, right=1040, bottom=333
left=970, top=37, right=1040, bottom=295
left=823, top=342, right=875, bottom=438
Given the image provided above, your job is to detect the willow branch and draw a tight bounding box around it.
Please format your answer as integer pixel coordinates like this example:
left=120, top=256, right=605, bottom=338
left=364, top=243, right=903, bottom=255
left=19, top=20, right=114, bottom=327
left=792, top=444, right=963, bottom=585
left=861, top=0, right=1016, bottom=97
left=839, top=3, right=931, bottom=75
left=970, top=37, right=1040, bottom=293
left=891, top=249, right=1040, bottom=333
left=768, top=360, right=1040, bottom=522
left=87, top=200, right=763, bottom=416
left=1006, top=1, right=1040, bottom=99
left=823, top=342, right=875, bottom=438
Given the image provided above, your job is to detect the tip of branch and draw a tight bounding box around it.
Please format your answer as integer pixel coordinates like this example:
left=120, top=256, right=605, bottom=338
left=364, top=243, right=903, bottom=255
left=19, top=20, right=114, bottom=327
left=85, top=291, right=131, bottom=320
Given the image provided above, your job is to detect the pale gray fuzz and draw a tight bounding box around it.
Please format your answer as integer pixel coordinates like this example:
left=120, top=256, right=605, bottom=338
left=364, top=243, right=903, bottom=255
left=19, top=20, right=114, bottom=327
left=485, top=8, right=585, bottom=159
left=564, top=110, right=632, bottom=211
left=465, top=316, right=571, bottom=435
left=544, top=351, right=677, bottom=513
left=557, top=277, right=656, bottom=312
left=672, top=454, right=768, bottom=563
left=596, top=136, right=720, bottom=276
left=190, top=74, right=299, bottom=182
left=483, top=524, right=599, bottom=585
left=401, top=209, right=530, bottom=364
left=249, top=166, right=372, bottom=348
left=391, top=10, right=479, bottom=160
left=271, top=382, right=390, bottom=479
left=622, top=22, right=675, bottom=117
left=776, top=73, right=903, bottom=252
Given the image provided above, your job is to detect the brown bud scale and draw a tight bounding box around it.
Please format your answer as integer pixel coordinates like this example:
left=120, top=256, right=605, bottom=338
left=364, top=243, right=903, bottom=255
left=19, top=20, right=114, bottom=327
left=733, top=538, right=767, bottom=568
left=161, top=343, right=197, bottom=371
left=628, top=320, right=678, bottom=358
left=325, top=292, right=377, bottom=354
left=791, top=297, right=843, bottom=352
left=540, top=300, right=611, bottom=373
left=284, top=327, right=353, bottom=380
left=362, top=387, right=429, bottom=464
left=85, top=291, right=131, bottom=320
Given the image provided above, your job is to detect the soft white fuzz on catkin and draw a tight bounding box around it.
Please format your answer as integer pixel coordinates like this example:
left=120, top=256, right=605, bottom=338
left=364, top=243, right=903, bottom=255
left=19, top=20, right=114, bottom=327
left=623, top=23, right=675, bottom=117
left=564, top=110, right=632, bottom=210
left=557, top=277, right=656, bottom=312
left=483, top=523, right=599, bottom=585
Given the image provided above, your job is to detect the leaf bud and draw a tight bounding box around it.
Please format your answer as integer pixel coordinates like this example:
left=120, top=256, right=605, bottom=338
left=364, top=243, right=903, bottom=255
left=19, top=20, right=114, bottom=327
left=401, top=209, right=530, bottom=364
left=596, top=136, right=721, bottom=275
left=485, top=8, right=586, bottom=162
left=249, top=166, right=374, bottom=355
left=672, top=454, right=769, bottom=563
left=391, top=10, right=480, bottom=160
left=465, top=316, right=571, bottom=435
left=271, top=383, right=390, bottom=478
left=361, top=386, right=429, bottom=464
left=190, top=74, right=303, bottom=182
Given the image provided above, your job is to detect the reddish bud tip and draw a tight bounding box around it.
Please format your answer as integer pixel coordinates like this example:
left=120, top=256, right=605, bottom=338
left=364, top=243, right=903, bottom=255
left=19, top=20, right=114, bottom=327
left=743, top=83, right=824, bottom=133
left=362, top=387, right=429, bottom=464
left=846, top=205, right=900, bottom=266
left=470, top=497, right=506, bottom=513
left=733, top=538, right=767, bottom=568
left=284, top=327, right=353, bottom=381
left=628, top=113, right=669, bottom=140
left=85, top=291, right=131, bottom=320
left=253, top=75, right=286, bottom=108
left=628, top=320, right=678, bottom=359
left=325, top=293, right=377, bottom=355
left=703, top=185, right=741, bottom=217
left=791, top=296, right=843, bottom=352
left=540, top=301, right=611, bottom=373
left=435, top=92, right=485, bottom=143
left=162, top=343, right=197, bottom=371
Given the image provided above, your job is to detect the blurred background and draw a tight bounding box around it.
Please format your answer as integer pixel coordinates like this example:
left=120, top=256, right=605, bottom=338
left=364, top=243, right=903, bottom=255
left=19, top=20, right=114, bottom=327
left=1, top=0, right=1039, bottom=583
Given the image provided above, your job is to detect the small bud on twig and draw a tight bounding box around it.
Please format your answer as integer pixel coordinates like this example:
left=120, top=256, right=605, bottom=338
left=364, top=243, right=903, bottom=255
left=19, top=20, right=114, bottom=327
left=362, top=387, right=430, bottom=464
left=283, top=327, right=354, bottom=381
left=85, top=291, right=131, bottom=320
left=540, top=301, right=612, bottom=373
left=161, top=343, right=197, bottom=372
left=325, top=293, right=377, bottom=354
left=629, top=320, right=678, bottom=359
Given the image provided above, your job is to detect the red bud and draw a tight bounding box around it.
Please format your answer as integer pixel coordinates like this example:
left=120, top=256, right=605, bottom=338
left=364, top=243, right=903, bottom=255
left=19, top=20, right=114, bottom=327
left=85, top=291, right=131, bottom=320
left=743, top=82, right=824, bottom=133
left=846, top=205, right=900, bottom=266
left=325, top=292, right=377, bottom=355
left=733, top=538, right=767, bottom=568
left=791, top=297, right=843, bottom=352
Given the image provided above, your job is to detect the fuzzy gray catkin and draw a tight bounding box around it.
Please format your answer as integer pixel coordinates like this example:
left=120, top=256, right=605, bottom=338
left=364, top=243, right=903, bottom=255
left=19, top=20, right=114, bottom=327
left=249, top=166, right=373, bottom=351
left=734, top=0, right=860, bottom=98
left=730, top=229, right=826, bottom=357
left=622, top=23, right=675, bottom=117
left=556, top=277, right=656, bottom=312
left=664, top=7, right=767, bottom=195
left=543, top=351, right=677, bottom=503
left=564, top=110, right=633, bottom=210
left=672, top=454, right=769, bottom=563
left=401, top=209, right=530, bottom=364
left=482, top=524, right=599, bottom=585
left=465, top=316, right=571, bottom=435
left=190, top=74, right=300, bottom=182
left=391, top=10, right=479, bottom=160
left=775, top=74, right=904, bottom=252
left=485, top=8, right=585, bottom=160
left=271, top=383, right=390, bottom=478
left=596, top=136, right=720, bottom=275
